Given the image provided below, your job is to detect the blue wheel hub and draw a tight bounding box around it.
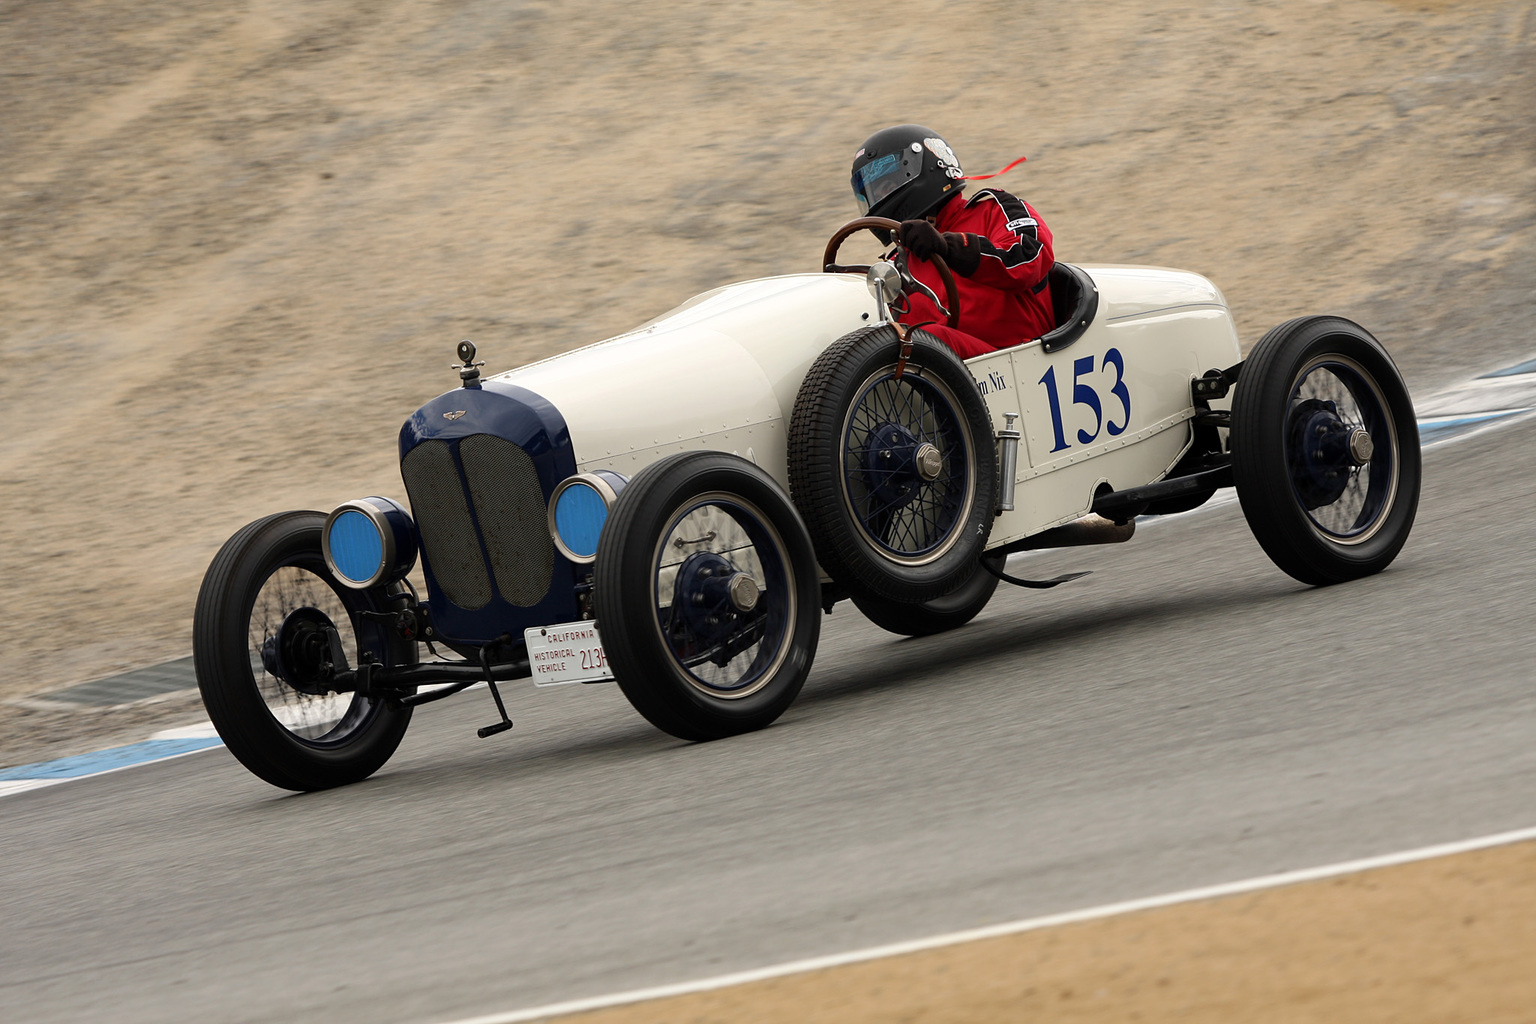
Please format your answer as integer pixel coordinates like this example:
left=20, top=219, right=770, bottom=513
left=1287, top=398, right=1359, bottom=510
left=862, top=422, right=926, bottom=510
left=260, top=606, right=343, bottom=694
left=672, top=551, right=762, bottom=651
left=842, top=370, right=966, bottom=559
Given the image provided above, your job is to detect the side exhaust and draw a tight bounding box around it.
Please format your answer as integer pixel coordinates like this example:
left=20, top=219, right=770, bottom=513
left=1000, top=514, right=1136, bottom=555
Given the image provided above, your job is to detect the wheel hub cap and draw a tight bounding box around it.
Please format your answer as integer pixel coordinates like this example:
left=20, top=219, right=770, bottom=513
left=915, top=442, right=943, bottom=481
left=727, top=572, right=759, bottom=612
left=1348, top=427, right=1375, bottom=465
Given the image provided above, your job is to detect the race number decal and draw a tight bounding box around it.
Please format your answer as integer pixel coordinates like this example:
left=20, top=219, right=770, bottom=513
left=1036, top=348, right=1132, bottom=453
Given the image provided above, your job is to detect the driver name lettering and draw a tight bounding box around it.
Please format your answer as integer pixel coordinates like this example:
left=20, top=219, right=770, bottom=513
left=976, top=370, right=1008, bottom=396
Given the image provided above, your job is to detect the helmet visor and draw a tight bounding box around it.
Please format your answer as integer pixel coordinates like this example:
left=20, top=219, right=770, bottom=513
left=852, top=152, right=919, bottom=215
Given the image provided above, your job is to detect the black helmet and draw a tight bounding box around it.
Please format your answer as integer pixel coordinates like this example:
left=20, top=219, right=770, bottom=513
left=850, top=124, right=965, bottom=222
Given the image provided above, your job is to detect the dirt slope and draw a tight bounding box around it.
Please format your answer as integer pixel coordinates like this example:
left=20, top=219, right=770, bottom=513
left=1, top=0, right=1533, bottom=738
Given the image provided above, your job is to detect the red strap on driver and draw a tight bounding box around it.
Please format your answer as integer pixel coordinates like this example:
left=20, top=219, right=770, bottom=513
left=962, top=155, right=1028, bottom=181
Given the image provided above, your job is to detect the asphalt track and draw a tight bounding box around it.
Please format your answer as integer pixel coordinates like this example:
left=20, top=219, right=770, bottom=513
left=4, top=416, right=1536, bottom=1024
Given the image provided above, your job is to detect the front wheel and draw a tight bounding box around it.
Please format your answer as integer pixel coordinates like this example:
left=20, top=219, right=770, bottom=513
left=193, top=511, right=415, bottom=791
left=1230, top=316, right=1421, bottom=585
left=593, top=452, right=822, bottom=741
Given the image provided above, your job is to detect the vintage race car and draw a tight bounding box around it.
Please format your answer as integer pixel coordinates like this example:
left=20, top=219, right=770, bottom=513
left=194, top=216, right=1421, bottom=790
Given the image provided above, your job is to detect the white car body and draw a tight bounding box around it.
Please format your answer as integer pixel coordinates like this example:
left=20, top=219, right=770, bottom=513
left=495, top=265, right=1241, bottom=553
left=192, top=244, right=1419, bottom=791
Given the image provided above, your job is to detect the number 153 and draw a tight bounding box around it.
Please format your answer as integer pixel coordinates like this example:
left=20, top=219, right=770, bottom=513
left=1037, top=349, right=1131, bottom=453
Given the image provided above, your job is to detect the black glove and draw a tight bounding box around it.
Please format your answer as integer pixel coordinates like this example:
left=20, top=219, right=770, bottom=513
left=896, top=220, right=979, bottom=276
left=896, top=219, right=946, bottom=260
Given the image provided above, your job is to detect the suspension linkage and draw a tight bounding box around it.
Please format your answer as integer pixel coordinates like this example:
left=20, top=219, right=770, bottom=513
left=334, top=653, right=532, bottom=704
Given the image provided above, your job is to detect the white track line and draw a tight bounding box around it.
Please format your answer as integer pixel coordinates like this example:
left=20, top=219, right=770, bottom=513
left=431, top=824, right=1536, bottom=1024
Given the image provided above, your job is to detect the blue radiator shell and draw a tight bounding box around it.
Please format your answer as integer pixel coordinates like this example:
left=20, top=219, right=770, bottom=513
left=398, top=381, right=582, bottom=648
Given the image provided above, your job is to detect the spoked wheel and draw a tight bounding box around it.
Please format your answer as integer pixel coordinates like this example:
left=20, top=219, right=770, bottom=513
left=194, top=511, right=415, bottom=791
left=852, top=551, right=1003, bottom=636
left=790, top=325, right=996, bottom=603
left=593, top=452, right=821, bottom=741
left=1231, top=316, right=1421, bottom=585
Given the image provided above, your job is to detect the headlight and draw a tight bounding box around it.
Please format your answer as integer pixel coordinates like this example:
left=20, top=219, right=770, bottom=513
left=547, top=471, right=627, bottom=564
left=322, top=496, right=419, bottom=589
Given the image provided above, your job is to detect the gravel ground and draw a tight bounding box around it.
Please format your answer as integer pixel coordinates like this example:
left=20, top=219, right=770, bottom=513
left=553, top=839, right=1536, bottom=1024
left=2, top=0, right=1533, bottom=766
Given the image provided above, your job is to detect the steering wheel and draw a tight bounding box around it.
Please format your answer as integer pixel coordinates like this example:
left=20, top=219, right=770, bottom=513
left=822, top=216, right=961, bottom=330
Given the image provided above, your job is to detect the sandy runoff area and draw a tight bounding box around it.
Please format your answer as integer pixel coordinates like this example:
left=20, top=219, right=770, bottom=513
left=552, top=838, right=1536, bottom=1024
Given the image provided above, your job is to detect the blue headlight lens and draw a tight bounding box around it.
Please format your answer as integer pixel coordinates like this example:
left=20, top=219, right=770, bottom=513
left=554, top=482, right=607, bottom=560
left=328, top=509, right=385, bottom=584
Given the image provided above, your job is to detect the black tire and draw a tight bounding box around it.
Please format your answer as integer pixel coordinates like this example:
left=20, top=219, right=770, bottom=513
left=1231, top=316, right=1421, bottom=585
left=852, top=551, right=1003, bottom=637
left=593, top=452, right=821, bottom=741
left=789, top=325, right=997, bottom=603
left=193, top=511, right=415, bottom=791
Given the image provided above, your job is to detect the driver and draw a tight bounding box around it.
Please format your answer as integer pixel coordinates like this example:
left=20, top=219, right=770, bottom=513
left=850, top=124, right=1055, bottom=359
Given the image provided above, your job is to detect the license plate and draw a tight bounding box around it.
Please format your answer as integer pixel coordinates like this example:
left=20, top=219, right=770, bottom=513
left=523, top=622, right=612, bottom=686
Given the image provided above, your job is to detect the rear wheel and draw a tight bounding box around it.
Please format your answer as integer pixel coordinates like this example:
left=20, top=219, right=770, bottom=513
left=852, top=552, right=1003, bottom=636
left=1231, top=316, right=1420, bottom=585
left=593, top=452, right=821, bottom=741
left=193, top=511, right=415, bottom=791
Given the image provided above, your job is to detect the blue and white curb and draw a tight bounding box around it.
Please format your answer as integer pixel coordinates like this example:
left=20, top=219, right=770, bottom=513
left=1414, top=359, right=1536, bottom=446
left=1418, top=408, right=1533, bottom=446
left=0, top=723, right=223, bottom=797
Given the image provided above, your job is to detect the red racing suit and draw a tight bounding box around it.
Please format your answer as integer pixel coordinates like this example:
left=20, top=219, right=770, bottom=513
left=896, top=188, right=1055, bottom=360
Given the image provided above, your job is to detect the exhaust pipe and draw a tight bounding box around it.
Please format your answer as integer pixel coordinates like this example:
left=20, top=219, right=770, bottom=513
left=1000, top=514, right=1135, bottom=555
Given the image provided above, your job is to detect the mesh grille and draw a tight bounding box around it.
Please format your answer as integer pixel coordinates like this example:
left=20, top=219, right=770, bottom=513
left=458, top=434, right=554, bottom=607
left=400, top=440, right=493, bottom=610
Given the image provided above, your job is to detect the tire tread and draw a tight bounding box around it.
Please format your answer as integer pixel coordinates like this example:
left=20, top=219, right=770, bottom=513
left=788, top=326, right=996, bottom=602
left=1230, top=316, right=1420, bottom=585
left=193, top=511, right=412, bottom=790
